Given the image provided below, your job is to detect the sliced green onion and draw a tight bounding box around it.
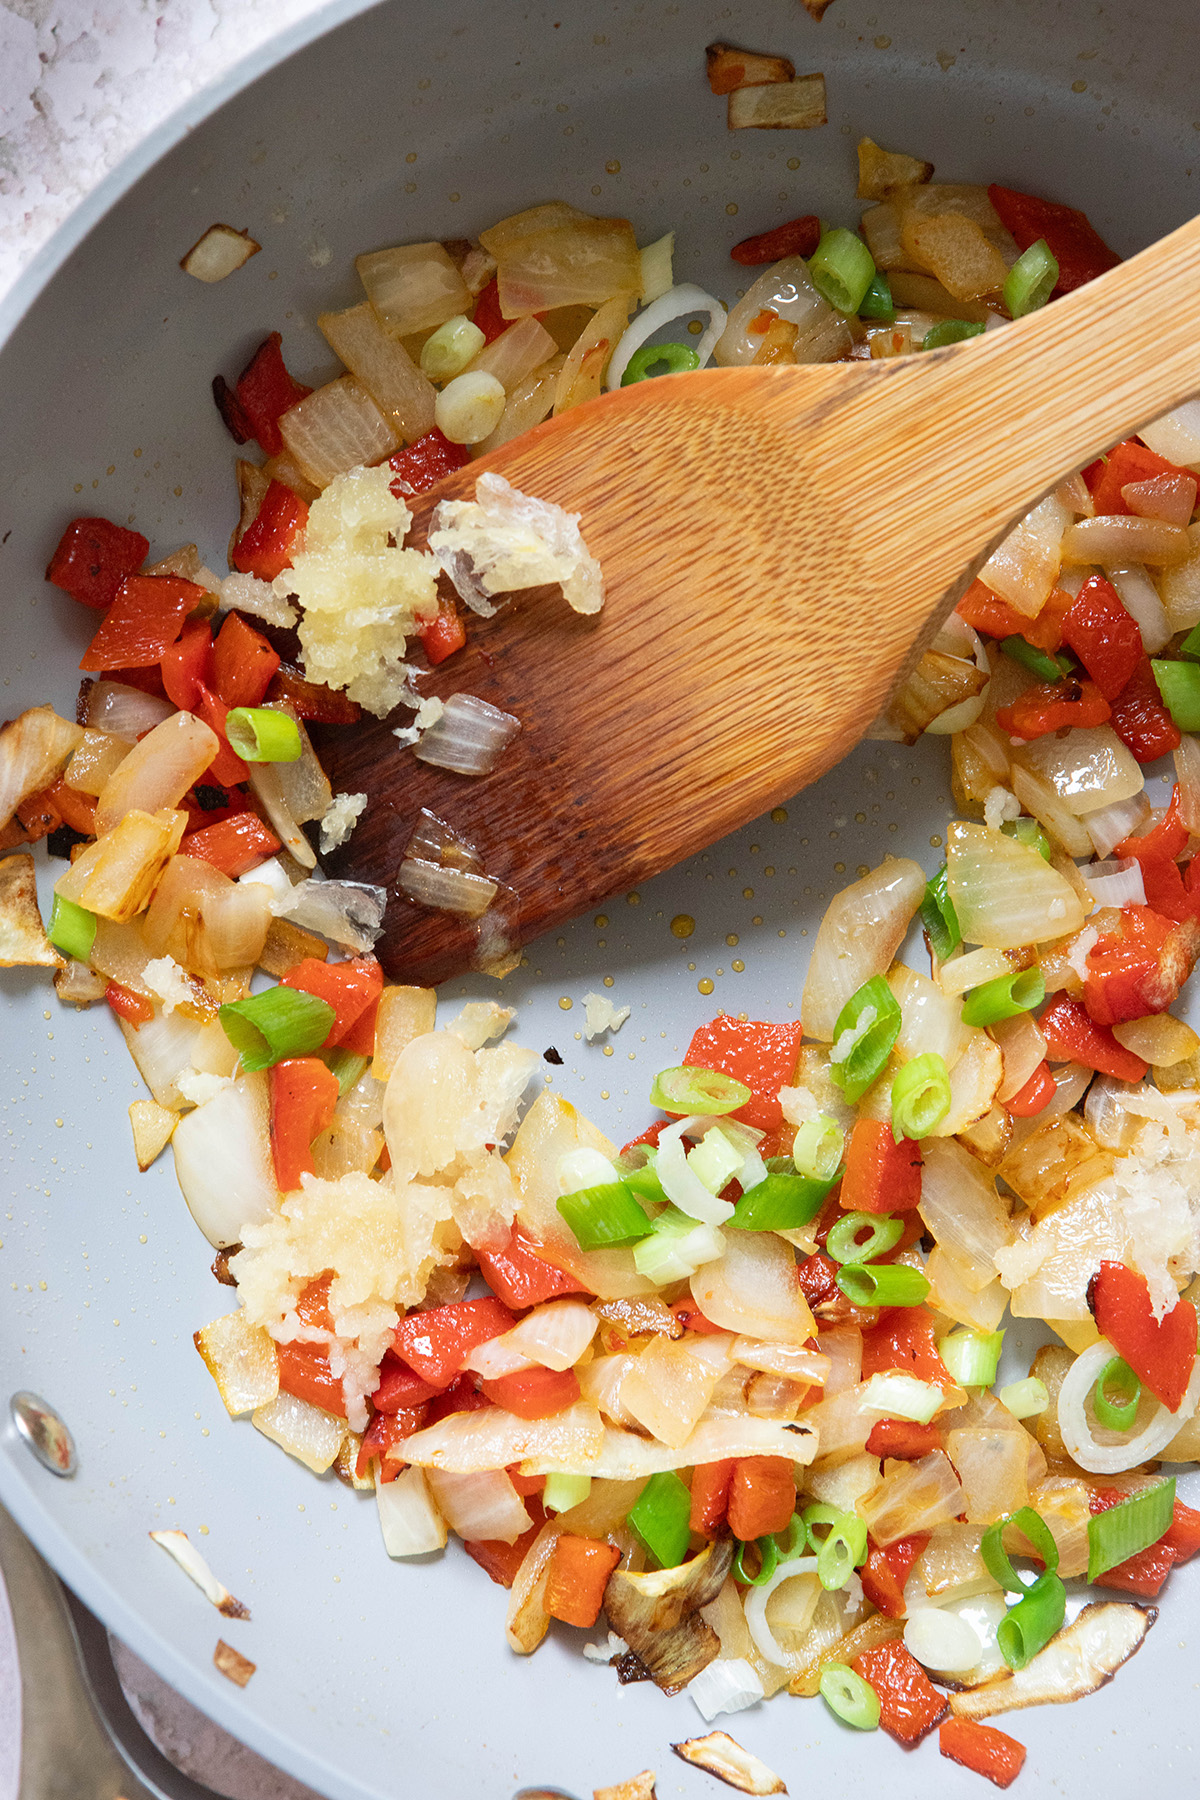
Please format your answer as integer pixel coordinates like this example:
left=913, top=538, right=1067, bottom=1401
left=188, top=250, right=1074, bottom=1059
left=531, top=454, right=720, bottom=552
left=224, top=706, right=303, bottom=763
left=801, top=1502, right=841, bottom=1553
left=890, top=1052, right=951, bottom=1141
left=219, top=984, right=336, bottom=1073
left=688, top=1126, right=744, bottom=1195
left=543, top=1471, right=592, bottom=1513
left=922, top=320, right=986, bottom=350
left=620, top=1149, right=669, bottom=1207
left=1001, top=636, right=1074, bottom=684
left=648, top=1064, right=751, bottom=1115
left=829, top=975, right=902, bottom=1104
left=1178, top=621, right=1200, bottom=662
left=322, top=1047, right=369, bottom=1098
left=557, top=1181, right=653, bottom=1250
left=1001, top=817, right=1052, bottom=861
left=938, top=1328, right=1005, bottom=1388
left=835, top=1262, right=930, bottom=1308
left=47, top=893, right=97, bottom=962
left=726, top=1167, right=840, bottom=1231
left=997, top=1569, right=1066, bottom=1670
left=825, top=1211, right=903, bottom=1266
left=1003, top=239, right=1059, bottom=318
left=981, top=1507, right=1060, bottom=1592
left=627, top=1470, right=692, bottom=1569
left=999, top=1377, right=1049, bottom=1420
left=733, top=1533, right=779, bottom=1586
left=858, top=273, right=895, bottom=321
left=960, top=966, right=1046, bottom=1029
left=1086, top=1477, right=1176, bottom=1583
left=1091, top=1356, right=1141, bottom=1432
left=920, top=865, right=961, bottom=961
left=819, top=1662, right=880, bottom=1731
left=632, top=1205, right=717, bottom=1281
left=774, top=1512, right=808, bottom=1562
left=817, top=1511, right=869, bottom=1590
left=1151, top=660, right=1200, bottom=731
left=793, top=1115, right=844, bottom=1181
left=620, top=341, right=700, bottom=385
left=810, top=227, right=877, bottom=315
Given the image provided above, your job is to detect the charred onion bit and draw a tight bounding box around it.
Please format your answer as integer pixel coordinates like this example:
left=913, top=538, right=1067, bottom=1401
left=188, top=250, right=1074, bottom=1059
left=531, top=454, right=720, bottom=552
left=602, top=1536, right=733, bottom=1692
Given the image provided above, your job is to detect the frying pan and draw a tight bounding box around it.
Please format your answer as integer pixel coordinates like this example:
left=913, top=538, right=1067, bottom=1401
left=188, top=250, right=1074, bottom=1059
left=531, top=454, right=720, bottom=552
left=2, top=2, right=1198, bottom=1795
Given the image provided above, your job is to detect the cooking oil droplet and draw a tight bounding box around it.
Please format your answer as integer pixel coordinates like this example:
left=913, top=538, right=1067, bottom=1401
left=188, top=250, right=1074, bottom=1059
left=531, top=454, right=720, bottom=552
left=687, top=961, right=697, bottom=972
left=698, top=978, right=715, bottom=995
left=603, top=1045, right=613, bottom=1057
left=732, top=959, right=745, bottom=972
left=671, top=914, right=695, bottom=938
left=874, top=33, right=892, bottom=46
left=603, top=975, right=614, bottom=987
left=726, top=933, right=739, bottom=947
left=594, top=914, right=608, bottom=928
left=930, top=834, right=943, bottom=848
left=752, top=915, right=763, bottom=926
left=770, top=807, right=788, bottom=822
left=606, top=159, right=621, bottom=173
left=834, top=861, right=846, bottom=873
left=559, top=997, right=573, bottom=1011
left=857, top=865, right=870, bottom=878
left=627, top=892, right=641, bottom=905
left=601, top=1090, right=610, bottom=1100
left=743, top=887, right=754, bottom=900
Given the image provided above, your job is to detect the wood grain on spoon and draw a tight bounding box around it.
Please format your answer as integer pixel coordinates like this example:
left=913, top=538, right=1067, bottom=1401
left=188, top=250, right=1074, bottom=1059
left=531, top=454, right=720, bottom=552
left=318, top=213, right=1200, bottom=986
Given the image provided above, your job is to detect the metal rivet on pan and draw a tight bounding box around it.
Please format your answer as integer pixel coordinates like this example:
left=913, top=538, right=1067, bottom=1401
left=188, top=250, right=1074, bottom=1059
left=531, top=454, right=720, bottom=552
left=9, top=1391, right=77, bottom=1477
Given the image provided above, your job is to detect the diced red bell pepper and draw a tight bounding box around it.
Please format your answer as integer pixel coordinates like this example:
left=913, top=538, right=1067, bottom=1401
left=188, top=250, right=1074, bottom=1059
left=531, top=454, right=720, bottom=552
left=389, top=427, right=472, bottom=496
left=102, top=664, right=170, bottom=702
left=731, top=214, right=821, bottom=265
left=269, top=1056, right=340, bottom=1193
left=181, top=811, right=282, bottom=877
left=1086, top=438, right=1191, bottom=518
left=40, top=778, right=96, bottom=839
left=105, top=982, right=154, bottom=1026
left=853, top=1638, right=947, bottom=1744
left=862, top=1308, right=956, bottom=1393
left=1061, top=575, right=1144, bottom=701
left=545, top=1535, right=622, bottom=1628
left=212, top=611, right=281, bottom=708
left=474, top=1228, right=587, bottom=1309
left=1163, top=1496, right=1200, bottom=1562
left=841, top=1118, right=922, bottom=1215
left=160, top=619, right=214, bottom=712
left=13, top=784, right=62, bottom=842
left=1116, top=785, right=1189, bottom=866
left=464, top=1499, right=547, bottom=1587
left=232, top=480, right=309, bottom=582
left=276, top=1340, right=346, bottom=1416
left=987, top=185, right=1120, bottom=294
left=227, top=332, right=312, bottom=457
left=956, top=579, right=1073, bottom=654
left=423, top=1370, right=494, bottom=1423
left=419, top=596, right=467, bottom=665
left=265, top=664, right=361, bottom=724
left=727, top=1456, right=796, bottom=1541
left=866, top=1418, right=944, bottom=1460
left=1006, top=1060, right=1056, bottom=1118
left=682, top=1016, right=805, bottom=1133
left=620, top=1120, right=667, bottom=1157
left=471, top=279, right=508, bottom=345
left=796, top=1249, right=840, bottom=1309
left=1089, top=1258, right=1198, bottom=1411
left=668, top=1297, right=728, bottom=1334
left=192, top=685, right=250, bottom=787
left=392, top=1297, right=516, bottom=1390
left=1138, top=857, right=1197, bottom=925
left=280, top=956, right=383, bottom=1052
left=507, top=1465, right=546, bottom=1497
left=1091, top=1536, right=1177, bottom=1598
left=296, top=1273, right=335, bottom=1331
left=1109, top=655, right=1182, bottom=763
left=79, top=574, right=206, bottom=672
left=689, top=1460, right=735, bottom=1535
left=371, top=1349, right=441, bottom=1413
left=46, top=517, right=149, bottom=610
left=356, top=1403, right=428, bottom=1479
left=1082, top=904, right=1200, bottom=1025
left=995, top=676, right=1111, bottom=740
left=939, top=1717, right=1027, bottom=1789
left=860, top=1533, right=930, bottom=1618
left=479, top=1365, right=582, bottom=1418
left=1039, top=994, right=1148, bottom=1079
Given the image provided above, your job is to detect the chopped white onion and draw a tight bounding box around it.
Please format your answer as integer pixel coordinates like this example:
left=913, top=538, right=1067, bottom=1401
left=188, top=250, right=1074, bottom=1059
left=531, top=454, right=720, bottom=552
left=802, top=858, right=927, bottom=1040
left=638, top=232, right=676, bottom=305
left=1139, top=401, right=1200, bottom=468
left=904, top=1607, right=983, bottom=1674
left=690, top=1231, right=813, bottom=1347
left=1085, top=791, right=1151, bottom=859
left=606, top=282, right=728, bottom=390
left=274, top=876, right=387, bottom=950
left=469, top=1299, right=597, bottom=1374
left=398, top=857, right=498, bottom=918
left=84, top=681, right=175, bottom=738
left=1018, top=726, right=1144, bottom=818
left=657, top=1117, right=735, bottom=1225
left=376, top=1466, right=448, bottom=1556
left=414, top=693, right=521, bottom=776
left=1063, top=516, right=1190, bottom=567
left=170, top=1074, right=278, bottom=1248
left=859, top=1373, right=944, bottom=1424
left=1103, top=565, right=1171, bottom=654
left=425, top=1468, right=531, bottom=1544
left=180, top=224, right=260, bottom=283
left=743, top=1556, right=820, bottom=1665
left=1057, top=1337, right=1200, bottom=1473
left=1079, top=858, right=1146, bottom=909
left=688, top=1659, right=766, bottom=1723
left=150, top=1531, right=250, bottom=1617
left=1176, top=733, right=1200, bottom=835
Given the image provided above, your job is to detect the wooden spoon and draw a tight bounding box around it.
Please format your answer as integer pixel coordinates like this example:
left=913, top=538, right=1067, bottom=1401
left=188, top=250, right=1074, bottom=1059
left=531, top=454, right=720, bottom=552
left=316, top=215, right=1200, bottom=985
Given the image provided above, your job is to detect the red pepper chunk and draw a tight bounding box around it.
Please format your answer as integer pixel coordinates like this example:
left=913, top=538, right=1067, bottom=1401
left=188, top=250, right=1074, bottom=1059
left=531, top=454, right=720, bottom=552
left=796, top=1248, right=840, bottom=1309
left=1039, top=994, right=1148, bottom=1079
left=1091, top=1535, right=1177, bottom=1598
left=269, top=1057, right=339, bottom=1193
left=281, top=956, right=383, bottom=1052
left=841, top=1118, right=922, bottom=1214
left=276, top=1340, right=346, bottom=1417
left=1087, top=438, right=1192, bottom=518
left=419, top=597, right=467, bottom=665
left=47, top=517, right=150, bottom=611
left=371, top=1350, right=441, bottom=1413
left=1089, top=1258, right=1198, bottom=1411
left=860, top=1534, right=930, bottom=1618
left=160, top=619, right=214, bottom=711
left=106, top=981, right=154, bottom=1026
left=392, top=1297, right=516, bottom=1390
left=727, top=1456, right=795, bottom=1541
left=995, top=676, right=1111, bottom=741
left=689, top=1460, right=735, bottom=1535
left=862, top=1307, right=957, bottom=1393
left=181, top=811, right=282, bottom=877
left=356, top=1403, right=428, bottom=1480
left=1109, top=655, right=1182, bottom=763
left=939, top=1718, right=1027, bottom=1790
left=212, top=611, right=281, bottom=708
left=731, top=214, right=821, bottom=265
left=474, top=1228, right=586, bottom=1309
left=956, top=580, right=1074, bottom=655
left=668, top=1298, right=728, bottom=1334
left=1163, top=1496, right=1200, bottom=1562
left=1061, top=575, right=1144, bottom=701
left=192, top=685, right=250, bottom=787
left=1116, top=785, right=1189, bottom=866
left=866, top=1418, right=943, bottom=1460
left=683, top=1016, right=804, bottom=1133
left=545, top=1535, right=621, bottom=1628
left=232, top=480, right=309, bottom=583
left=853, top=1639, right=947, bottom=1744
left=1006, top=1060, right=1056, bottom=1118
left=470, top=279, right=508, bottom=345
left=1082, top=905, right=1200, bottom=1025
left=80, top=575, right=206, bottom=672
left=390, top=427, right=472, bottom=496
left=230, top=332, right=312, bottom=457
left=480, top=1365, right=582, bottom=1418
left=464, top=1499, right=547, bottom=1587
left=987, top=185, right=1120, bottom=294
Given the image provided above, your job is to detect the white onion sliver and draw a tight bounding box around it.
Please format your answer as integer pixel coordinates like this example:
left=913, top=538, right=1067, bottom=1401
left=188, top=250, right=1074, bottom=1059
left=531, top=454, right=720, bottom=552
left=1057, top=1337, right=1200, bottom=1473
left=376, top=1466, right=448, bottom=1557
left=415, top=692, right=521, bottom=776
left=903, top=1607, right=982, bottom=1674
left=688, top=1658, right=765, bottom=1723
left=171, top=1074, right=278, bottom=1247
left=1085, top=792, right=1151, bottom=859
left=149, top=1530, right=250, bottom=1618
left=743, top=1556, right=820, bottom=1664
left=84, top=680, right=175, bottom=737
left=1079, top=859, right=1146, bottom=909
left=276, top=876, right=387, bottom=948
left=606, top=283, right=728, bottom=390
left=484, top=1299, right=598, bottom=1372
left=657, top=1117, right=735, bottom=1225
left=1103, top=565, right=1171, bottom=655
left=425, top=1468, right=531, bottom=1545
left=859, top=1373, right=944, bottom=1424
